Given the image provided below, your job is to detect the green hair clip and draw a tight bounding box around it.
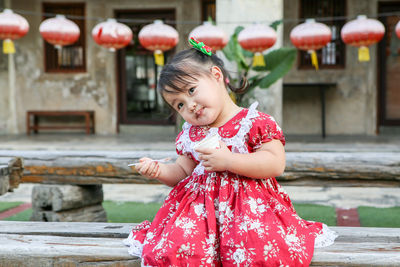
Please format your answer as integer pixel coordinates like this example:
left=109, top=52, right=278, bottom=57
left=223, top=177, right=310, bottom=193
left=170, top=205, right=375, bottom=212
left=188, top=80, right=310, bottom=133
left=189, top=37, right=212, bottom=56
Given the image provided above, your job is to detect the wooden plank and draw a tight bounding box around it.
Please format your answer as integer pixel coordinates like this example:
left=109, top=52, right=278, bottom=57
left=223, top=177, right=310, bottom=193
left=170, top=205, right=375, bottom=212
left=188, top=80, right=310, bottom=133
left=0, top=221, right=135, bottom=238
left=0, top=223, right=399, bottom=266
left=0, top=234, right=141, bottom=267
left=28, top=111, right=94, bottom=115
left=0, top=151, right=399, bottom=186
left=0, top=222, right=399, bottom=243
left=311, top=242, right=400, bottom=266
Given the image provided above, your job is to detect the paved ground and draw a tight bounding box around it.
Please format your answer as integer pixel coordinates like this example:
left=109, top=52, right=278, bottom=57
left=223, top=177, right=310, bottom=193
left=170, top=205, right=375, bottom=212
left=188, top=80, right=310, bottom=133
left=0, top=131, right=399, bottom=209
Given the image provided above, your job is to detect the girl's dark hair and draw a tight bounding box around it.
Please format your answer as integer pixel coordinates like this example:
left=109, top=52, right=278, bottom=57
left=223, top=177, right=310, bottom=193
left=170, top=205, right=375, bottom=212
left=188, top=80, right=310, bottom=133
left=157, top=48, right=249, bottom=96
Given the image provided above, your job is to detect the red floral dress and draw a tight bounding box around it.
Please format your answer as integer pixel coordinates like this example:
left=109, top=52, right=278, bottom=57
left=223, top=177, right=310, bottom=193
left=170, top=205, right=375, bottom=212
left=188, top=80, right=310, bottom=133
left=124, top=102, right=337, bottom=267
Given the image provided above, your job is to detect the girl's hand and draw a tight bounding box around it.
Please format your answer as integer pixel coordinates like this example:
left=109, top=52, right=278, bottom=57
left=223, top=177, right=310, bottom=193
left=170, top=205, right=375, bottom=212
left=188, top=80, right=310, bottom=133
left=195, top=141, right=232, bottom=172
left=135, top=157, right=161, bottom=179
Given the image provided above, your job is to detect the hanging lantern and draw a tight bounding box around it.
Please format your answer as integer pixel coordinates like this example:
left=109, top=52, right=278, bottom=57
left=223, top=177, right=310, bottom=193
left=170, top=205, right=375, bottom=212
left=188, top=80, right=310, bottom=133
left=341, top=15, right=385, bottom=62
left=395, top=20, right=400, bottom=39
left=290, top=19, right=332, bottom=70
left=92, top=19, right=133, bottom=52
left=188, top=21, right=228, bottom=51
left=139, top=20, right=179, bottom=66
left=39, top=14, right=80, bottom=49
left=237, top=23, right=277, bottom=67
left=0, top=9, right=29, bottom=54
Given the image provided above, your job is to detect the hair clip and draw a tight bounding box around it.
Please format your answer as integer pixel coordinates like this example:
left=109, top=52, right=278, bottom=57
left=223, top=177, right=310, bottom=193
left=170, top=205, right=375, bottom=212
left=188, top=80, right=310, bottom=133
left=189, top=37, right=212, bottom=56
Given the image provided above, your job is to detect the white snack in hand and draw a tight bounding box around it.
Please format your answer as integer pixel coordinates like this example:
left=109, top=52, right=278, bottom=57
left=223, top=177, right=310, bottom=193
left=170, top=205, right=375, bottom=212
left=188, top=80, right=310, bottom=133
left=128, top=157, right=171, bottom=167
left=194, top=134, right=220, bottom=150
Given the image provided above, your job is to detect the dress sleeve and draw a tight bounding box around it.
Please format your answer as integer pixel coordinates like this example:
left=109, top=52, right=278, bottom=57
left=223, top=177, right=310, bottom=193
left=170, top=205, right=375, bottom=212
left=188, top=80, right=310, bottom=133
left=247, top=111, right=285, bottom=150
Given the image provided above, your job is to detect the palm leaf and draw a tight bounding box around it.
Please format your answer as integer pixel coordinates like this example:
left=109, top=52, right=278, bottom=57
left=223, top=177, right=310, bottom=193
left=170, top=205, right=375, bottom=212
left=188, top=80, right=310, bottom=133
left=258, top=47, right=296, bottom=88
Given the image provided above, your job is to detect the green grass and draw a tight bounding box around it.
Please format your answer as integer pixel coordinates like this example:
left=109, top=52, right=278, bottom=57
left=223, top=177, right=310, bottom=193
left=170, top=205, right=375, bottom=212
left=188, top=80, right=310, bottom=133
left=102, top=201, right=162, bottom=223
left=294, top=203, right=337, bottom=226
left=1, top=200, right=399, bottom=228
left=358, top=206, right=400, bottom=228
left=0, top=202, right=23, bottom=212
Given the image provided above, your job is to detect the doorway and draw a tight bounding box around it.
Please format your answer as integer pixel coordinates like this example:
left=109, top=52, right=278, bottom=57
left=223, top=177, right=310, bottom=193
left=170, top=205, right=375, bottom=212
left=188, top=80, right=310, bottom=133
left=116, top=9, right=176, bottom=128
left=378, top=3, right=400, bottom=128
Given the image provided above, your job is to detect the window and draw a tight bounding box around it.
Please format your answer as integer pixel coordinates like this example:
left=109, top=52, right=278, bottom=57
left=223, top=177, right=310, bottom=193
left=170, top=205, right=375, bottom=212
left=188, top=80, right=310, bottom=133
left=202, top=0, right=216, bottom=22
left=299, top=0, right=346, bottom=68
left=43, top=3, right=86, bottom=72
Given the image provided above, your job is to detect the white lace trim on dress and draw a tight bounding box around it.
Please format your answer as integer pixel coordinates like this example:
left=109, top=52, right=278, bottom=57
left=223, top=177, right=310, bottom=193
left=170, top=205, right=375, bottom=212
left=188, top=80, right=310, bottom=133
left=123, top=233, right=156, bottom=267
left=180, top=102, right=259, bottom=176
left=123, top=231, right=144, bottom=257
left=314, top=223, right=339, bottom=248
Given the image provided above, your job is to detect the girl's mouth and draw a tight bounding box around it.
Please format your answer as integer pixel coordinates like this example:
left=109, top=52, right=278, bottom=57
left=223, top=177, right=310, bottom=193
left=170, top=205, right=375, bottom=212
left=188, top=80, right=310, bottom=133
left=195, top=107, right=204, bottom=118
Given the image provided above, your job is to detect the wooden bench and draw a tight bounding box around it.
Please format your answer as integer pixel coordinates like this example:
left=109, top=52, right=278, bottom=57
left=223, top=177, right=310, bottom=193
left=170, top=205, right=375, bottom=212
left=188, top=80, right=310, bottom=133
left=0, top=150, right=397, bottom=187
left=0, top=221, right=399, bottom=266
left=26, top=110, right=95, bottom=135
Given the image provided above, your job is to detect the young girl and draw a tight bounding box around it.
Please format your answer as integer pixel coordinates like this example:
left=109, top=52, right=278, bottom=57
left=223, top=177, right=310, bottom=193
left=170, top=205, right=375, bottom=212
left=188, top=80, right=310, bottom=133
left=124, top=38, right=338, bottom=266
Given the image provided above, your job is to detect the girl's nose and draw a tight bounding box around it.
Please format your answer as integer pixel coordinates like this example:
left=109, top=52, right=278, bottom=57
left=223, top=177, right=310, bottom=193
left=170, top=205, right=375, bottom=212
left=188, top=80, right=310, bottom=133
left=189, top=102, right=197, bottom=112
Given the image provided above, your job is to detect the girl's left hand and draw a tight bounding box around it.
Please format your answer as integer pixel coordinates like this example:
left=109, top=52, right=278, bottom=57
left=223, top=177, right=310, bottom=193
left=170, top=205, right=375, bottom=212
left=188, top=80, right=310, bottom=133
left=195, top=141, right=232, bottom=172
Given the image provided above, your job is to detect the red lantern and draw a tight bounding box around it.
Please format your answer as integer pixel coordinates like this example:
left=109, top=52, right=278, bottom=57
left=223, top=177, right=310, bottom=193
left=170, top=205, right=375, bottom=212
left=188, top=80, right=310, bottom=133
left=0, top=9, right=29, bottom=54
left=290, top=19, right=332, bottom=70
left=39, top=15, right=80, bottom=49
left=396, top=20, right=400, bottom=39
left=189, top=21, right=228, bottom=51
left=92, top=19, right=133, bottom=52
left=237, top=23, right=277, bottom=67
left=139, top=20, right=179, bottom=66
left=341, top=15, right=385, bottom=62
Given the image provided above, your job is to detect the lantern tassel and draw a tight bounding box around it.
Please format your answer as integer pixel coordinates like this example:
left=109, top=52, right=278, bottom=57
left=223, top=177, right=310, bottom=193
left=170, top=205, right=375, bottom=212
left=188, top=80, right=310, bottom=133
left=3, top=39, right=15, bottom=54
left=310, top=50, right=319, bottom=70
left=358, top=46, right=370, bottom=62
left=154, top=50, right=164, bottom=66
left=252, top=52, right=265, bottom=67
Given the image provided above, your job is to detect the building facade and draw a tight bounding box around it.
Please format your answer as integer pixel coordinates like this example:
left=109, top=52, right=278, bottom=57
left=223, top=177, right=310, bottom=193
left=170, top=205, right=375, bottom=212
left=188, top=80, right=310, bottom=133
left=1, top=0, right=399, bottom=136
left=283, top=0, right=400, bottom=136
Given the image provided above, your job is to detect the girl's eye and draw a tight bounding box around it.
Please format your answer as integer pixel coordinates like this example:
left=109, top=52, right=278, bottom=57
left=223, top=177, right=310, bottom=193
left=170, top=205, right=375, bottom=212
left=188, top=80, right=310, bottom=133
left=177, top=103, right=183, bottom=110
left=189, top=87, right=195, bottom=94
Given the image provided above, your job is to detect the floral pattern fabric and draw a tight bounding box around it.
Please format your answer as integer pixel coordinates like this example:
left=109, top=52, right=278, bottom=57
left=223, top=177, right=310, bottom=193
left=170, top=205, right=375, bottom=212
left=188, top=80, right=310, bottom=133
left=124, top=102, right=338, bottom=267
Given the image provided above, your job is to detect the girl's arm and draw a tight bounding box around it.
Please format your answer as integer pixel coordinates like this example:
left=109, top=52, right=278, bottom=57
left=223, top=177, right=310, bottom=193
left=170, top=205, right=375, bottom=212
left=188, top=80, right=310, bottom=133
left=196, top=139, right=285, bottom=179
left=134, top=155, right=196, bottom=187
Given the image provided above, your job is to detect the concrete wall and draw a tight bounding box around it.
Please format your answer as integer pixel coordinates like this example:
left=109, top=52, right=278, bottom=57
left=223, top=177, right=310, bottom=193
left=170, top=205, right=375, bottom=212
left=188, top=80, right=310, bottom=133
left=0, top=0, right=200, bottom=135
left=282, top=0, right=385, bottom=135
left=2, top=0, right=388, bottom=136
left=217, top=0, right=284, bottom=123
left=0, top=0, right=9, bottom=133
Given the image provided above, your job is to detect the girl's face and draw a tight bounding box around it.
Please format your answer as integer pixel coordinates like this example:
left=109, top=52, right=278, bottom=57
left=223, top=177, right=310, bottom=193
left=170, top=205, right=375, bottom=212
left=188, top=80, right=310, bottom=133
left=163, top=67, right=226, bottom=127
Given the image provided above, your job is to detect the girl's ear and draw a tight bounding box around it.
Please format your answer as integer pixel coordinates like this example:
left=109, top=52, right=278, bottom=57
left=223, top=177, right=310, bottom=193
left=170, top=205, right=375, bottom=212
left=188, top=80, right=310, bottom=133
left=210, top=66, right=223, bottom=82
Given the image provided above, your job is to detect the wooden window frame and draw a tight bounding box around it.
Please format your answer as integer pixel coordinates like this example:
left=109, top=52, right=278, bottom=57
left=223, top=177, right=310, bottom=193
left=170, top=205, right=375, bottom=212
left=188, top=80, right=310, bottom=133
left=201, top=0, right=216, bottom=22
left=42, top=2, right=86, bottom=73
left=298, top=0, right=346, bottom=70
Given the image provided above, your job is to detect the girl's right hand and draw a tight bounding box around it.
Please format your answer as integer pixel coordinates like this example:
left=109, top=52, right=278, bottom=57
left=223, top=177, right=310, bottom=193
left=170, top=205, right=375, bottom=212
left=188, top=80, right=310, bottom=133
left=135, top=157, right=161, bottom=179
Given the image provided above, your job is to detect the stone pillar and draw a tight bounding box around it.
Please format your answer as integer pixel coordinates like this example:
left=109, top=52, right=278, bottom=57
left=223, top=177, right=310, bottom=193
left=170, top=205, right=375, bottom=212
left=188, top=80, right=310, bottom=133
left=30, top=184, right=107, bottom=222
left=217, top=0, right=284, bottom=123
left=0, top=157, right=23, bottom=195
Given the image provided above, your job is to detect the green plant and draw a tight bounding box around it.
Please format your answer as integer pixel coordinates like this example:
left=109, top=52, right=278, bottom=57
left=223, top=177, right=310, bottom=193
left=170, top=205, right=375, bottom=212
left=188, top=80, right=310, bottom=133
left=222, top=22, right=296, bottom=105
